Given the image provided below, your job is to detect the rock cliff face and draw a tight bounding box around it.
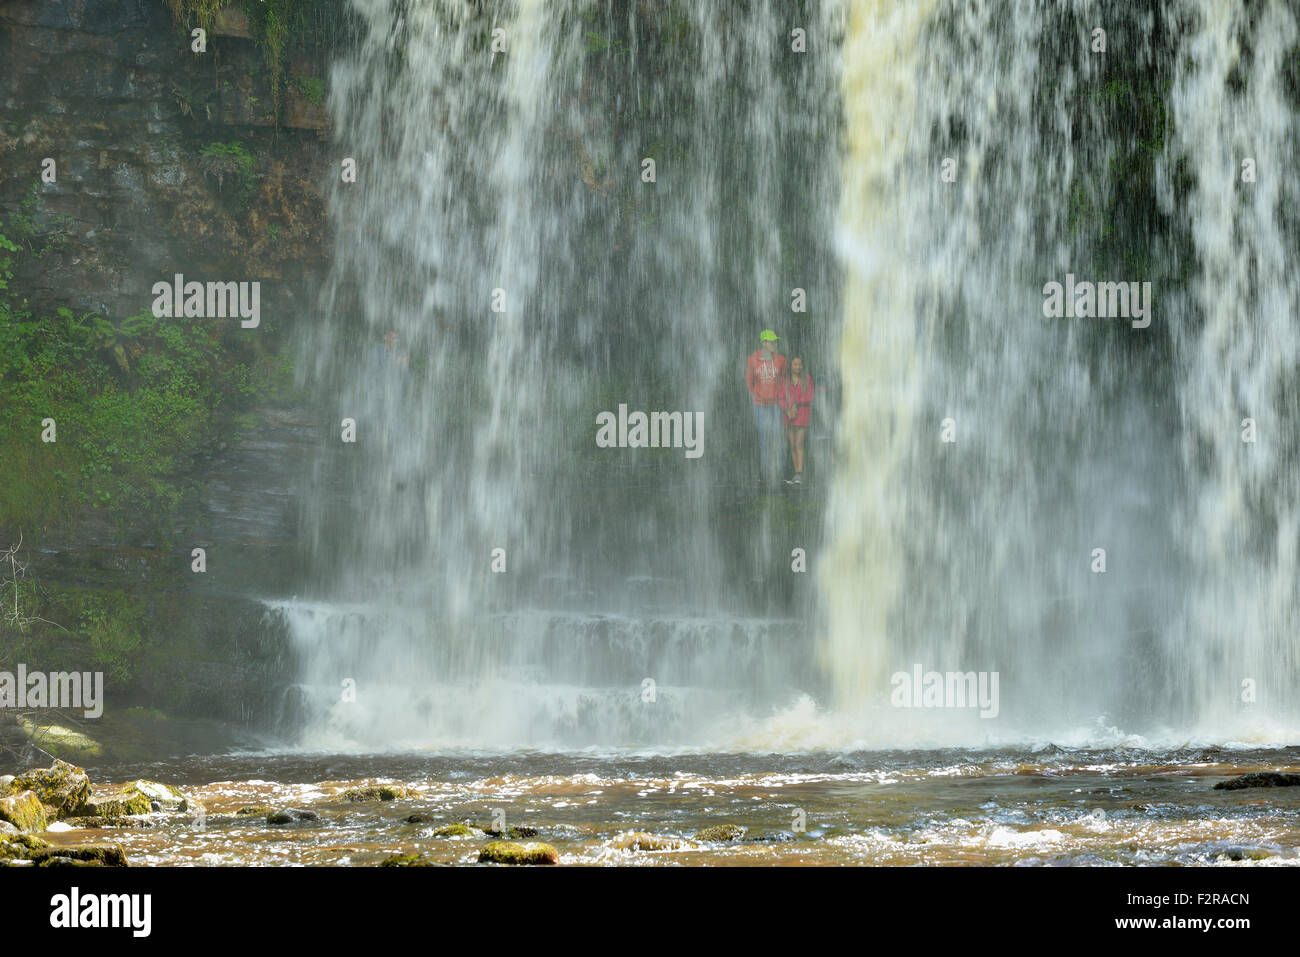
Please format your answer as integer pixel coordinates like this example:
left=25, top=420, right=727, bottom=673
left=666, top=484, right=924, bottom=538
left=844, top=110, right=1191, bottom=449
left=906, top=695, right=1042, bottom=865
left=0, top=0, right=337, bottom=744
left=0, top=0, right=331, bottom=318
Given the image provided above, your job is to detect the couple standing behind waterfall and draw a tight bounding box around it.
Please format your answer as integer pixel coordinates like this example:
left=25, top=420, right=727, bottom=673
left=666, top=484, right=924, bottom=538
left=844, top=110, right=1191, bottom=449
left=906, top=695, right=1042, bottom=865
left=746, top=329, right=814, bottom=487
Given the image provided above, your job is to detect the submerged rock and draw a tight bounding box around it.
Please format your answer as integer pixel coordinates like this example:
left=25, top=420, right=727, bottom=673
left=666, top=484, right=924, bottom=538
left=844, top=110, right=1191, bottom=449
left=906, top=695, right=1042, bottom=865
left=612, top=831, right=692, bottom=851
left=343, top=785, right=414, bottom=802
left=693, top=824, right=747, bottom=843
left=1214, top=772, right=1300, bottom=791
left=63, top=816, right=146, bottom=829
left=236, top=805, right=276, bottom=816
left=478, top=841, right=559, bottom=865
left=431, top=823, right=480, bottom=838
left=483, top=825, right=539, bottom=839
left=0, top=791, right=49, bottom=833
left=267, top=808, right=320, bottom=825
left=11, top=760, right=91, bottom=820
left=380, top=852, right=442, bottom=867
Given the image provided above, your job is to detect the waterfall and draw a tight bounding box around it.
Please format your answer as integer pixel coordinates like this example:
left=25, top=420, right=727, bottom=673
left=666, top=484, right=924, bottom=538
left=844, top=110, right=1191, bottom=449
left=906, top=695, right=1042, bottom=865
left=285, top=0, right=841, bottom=750
left=283, top=0, right=1298, bottom=751
left=1164, top=0, right=1300, bottom=739
left=820, top=0, right=1300, bottom=746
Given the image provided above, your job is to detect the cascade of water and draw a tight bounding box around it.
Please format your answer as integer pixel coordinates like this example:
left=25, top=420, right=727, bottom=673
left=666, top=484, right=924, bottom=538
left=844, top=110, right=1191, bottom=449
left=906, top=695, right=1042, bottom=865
left=819, top=0, right=1190, bottom=745
left=284, top=0, right=1298, bottom=752
left=286, top=0, right=841, bottom=749
left=1163, top=0, right=1300, bottom=739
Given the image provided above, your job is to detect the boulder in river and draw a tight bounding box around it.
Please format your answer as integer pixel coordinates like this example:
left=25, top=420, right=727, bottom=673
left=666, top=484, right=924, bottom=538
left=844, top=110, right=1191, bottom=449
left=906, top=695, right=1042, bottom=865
left=343, top=785, right=414, bottom=802
left=31, top=843, right=129, bottom=867
left=122, top=780, right=189, bottom=812
left=267, top=808, right=320, bottom=825
left=478, top=841, right=559, bottom=865
left=612, top=831, right=693, bottom=851
left=11, top=760, right=91, bottom=820
left=1214, top=772, right=1300, bottom=791
left=0, top=832, right=50, bottom=863
left=83, top=787, right=154, bottom=820
left=483, top=824, right=539, bottom=838
left=693, top=824, right=747, bottom=843
left=0, top=791, right=49, bottom=833
left=380, top=852, right=443, bottom=866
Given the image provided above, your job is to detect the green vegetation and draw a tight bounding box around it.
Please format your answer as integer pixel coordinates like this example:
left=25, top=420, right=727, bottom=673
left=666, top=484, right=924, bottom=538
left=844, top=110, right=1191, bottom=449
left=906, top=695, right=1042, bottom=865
left=0, top=218, right=291, bottom=538
left=198, top=140, right=257, bottom=199
left=294, top=74, right=325, bottom=104
left=164, top=1, right=348, bottom=121
left=477, top=840, right=559, bottom=865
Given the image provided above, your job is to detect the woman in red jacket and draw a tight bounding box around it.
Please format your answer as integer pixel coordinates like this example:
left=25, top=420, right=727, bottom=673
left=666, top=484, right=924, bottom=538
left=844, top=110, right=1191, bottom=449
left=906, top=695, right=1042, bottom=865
left=780, top=356, right=814, bottom=485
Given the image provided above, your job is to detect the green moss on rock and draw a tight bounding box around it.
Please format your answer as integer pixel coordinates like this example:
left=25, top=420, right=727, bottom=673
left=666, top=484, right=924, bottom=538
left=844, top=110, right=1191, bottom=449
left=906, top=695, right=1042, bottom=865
left=343, top=785, right=414, bottom=802
left=379, top=852, right=440, bottom=867
left=123, top=780, right=189, bottom=811
left=86, top=792, right=153, bottom=819
left=236, top=805, right=276, bottom=816
left=430, top=823, right=479, bottom=838
left=81, top=780, right=189, bottom=819
left=0, top=791, right=49, bottom=833
left=0, top=832, right=50, bottom=860
left=12, top=760, right=90, bottom=820
left=478, top=841, right=559, bottom=865
left=30, top=843, right=128, bottom=867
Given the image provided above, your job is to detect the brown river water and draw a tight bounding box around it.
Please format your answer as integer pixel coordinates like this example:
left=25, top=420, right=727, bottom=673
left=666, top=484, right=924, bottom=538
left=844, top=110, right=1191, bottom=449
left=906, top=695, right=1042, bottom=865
left=38, top=747, right=1300, bottom=866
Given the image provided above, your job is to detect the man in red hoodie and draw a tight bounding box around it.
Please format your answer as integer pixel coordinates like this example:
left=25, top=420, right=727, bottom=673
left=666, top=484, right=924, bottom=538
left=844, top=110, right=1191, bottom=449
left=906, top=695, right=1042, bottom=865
left=746, top=329, right=787, bottom=485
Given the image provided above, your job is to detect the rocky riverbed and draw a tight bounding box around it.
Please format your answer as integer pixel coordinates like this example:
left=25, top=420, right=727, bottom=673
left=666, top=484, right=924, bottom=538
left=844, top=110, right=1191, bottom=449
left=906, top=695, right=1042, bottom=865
left=4, top=748, right=1300, bottom=866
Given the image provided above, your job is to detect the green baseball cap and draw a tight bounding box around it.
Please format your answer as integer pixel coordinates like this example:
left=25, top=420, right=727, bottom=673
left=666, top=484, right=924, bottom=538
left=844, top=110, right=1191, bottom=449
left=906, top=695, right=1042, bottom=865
left=760, top=329, right=779, bottom=341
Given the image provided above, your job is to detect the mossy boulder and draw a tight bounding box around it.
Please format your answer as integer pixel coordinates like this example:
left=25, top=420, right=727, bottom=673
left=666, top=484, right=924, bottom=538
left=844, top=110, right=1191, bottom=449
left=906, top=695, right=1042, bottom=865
left=0, top=775, right=14, bottom=797
left=80, top=780, right=188, bottom=819
left=478, top=841, right=559, bottom=865
left=84, top=790, right=153, bottom=820
left=342, top=785, right=414, bottom=802
left=0, top=832, right=50, bottom=861
left=693, top=824, right=746, bottom=843
left=11, top=760, right=90, bottom=820
left=612, top=831, right=692, bottom=851
left=0, top=790, right=49, bottom=833
left=379, top=852, right=441, bottom=867
left=1214, top=772, right=1300, bottom=791
left=30, top=843, right=128, bottom=867
left=122, top=780, right=189, bottom=811
left=431, top=823, right=479, bottom=838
